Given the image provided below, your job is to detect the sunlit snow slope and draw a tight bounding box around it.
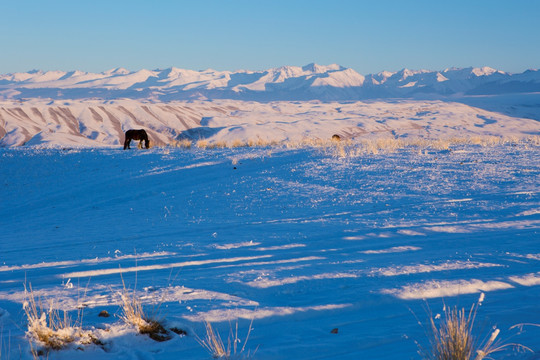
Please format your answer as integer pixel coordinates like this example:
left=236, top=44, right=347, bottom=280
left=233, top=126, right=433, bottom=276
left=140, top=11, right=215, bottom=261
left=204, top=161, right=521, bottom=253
left=0, top=98, right=538, bottom=148
left=1, top=64, right=540, bottom=148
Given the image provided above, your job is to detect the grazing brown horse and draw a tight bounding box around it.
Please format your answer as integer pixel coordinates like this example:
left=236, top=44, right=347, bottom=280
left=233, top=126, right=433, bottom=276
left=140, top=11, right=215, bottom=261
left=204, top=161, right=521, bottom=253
left=124, top=129, right=150, bottom=150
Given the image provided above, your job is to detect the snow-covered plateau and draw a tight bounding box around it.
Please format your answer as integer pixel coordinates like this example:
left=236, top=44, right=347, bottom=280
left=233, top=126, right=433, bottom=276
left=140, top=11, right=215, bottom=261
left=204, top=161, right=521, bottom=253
left=0, top=64, right=539, bottom=359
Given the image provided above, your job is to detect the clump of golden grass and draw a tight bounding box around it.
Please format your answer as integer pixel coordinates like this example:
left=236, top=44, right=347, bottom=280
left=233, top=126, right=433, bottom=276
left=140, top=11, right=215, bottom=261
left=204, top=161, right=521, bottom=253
left=189, top=137, right=280, bottom=149
left=230, top=139, right=246, bottom=148
left=23, top=283, right=99, bottom=355
left=247, top=137, right=278, bottom=147
left=196, top=319, right=257, bottom=359
left=176, top=135, right=538, bottom=156
left=196, top=139, right=209, bottom=149
left=118, top=283, right=170, bottom=342
left=207, top=141, right=228, bottom=149
left=172, top=139, right=193, bottom=148
left=330, top=135, right=540, bottom=158
left=419, top=294, right=527, bottom=360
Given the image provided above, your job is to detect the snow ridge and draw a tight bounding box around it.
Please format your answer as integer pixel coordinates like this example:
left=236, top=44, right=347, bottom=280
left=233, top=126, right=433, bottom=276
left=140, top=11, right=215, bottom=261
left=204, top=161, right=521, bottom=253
left=0, top=98, right=538, bottom=148
left=1, top=64, right=538, bottom=101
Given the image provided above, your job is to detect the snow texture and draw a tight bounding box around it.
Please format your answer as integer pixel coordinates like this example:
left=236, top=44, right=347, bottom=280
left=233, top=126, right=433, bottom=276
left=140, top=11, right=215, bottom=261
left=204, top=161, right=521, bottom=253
left=0, top=142, right=539, bottom=359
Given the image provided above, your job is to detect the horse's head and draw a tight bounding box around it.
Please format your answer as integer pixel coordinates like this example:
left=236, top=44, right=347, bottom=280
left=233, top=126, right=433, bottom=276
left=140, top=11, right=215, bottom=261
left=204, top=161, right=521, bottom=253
left=144, top=139, right=150, bottom=149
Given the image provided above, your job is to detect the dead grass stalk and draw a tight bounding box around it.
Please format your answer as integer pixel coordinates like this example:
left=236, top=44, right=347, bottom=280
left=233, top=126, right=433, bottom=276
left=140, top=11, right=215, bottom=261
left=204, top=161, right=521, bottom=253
left=196, top=319, right=257, bottom=359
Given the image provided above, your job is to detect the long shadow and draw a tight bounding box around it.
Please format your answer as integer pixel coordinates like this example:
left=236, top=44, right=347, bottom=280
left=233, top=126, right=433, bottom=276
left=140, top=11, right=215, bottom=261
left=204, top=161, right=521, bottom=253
left=445, top=93, right=540, bottom=122
left=176, top=126, right=226, bottom=141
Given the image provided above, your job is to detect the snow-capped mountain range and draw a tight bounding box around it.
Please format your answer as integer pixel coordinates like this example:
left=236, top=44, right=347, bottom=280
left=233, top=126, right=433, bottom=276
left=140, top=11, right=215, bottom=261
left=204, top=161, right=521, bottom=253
left=1, top=64, right=539, bottom=101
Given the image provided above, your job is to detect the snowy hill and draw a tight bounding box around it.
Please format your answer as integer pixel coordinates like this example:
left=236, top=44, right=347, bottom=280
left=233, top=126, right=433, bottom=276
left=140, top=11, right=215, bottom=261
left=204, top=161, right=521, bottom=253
left=0, top=98, right=538, bottom=148
left=1, top=64, right=539, bottom=101
left=1, top=64, right=539, bottom=148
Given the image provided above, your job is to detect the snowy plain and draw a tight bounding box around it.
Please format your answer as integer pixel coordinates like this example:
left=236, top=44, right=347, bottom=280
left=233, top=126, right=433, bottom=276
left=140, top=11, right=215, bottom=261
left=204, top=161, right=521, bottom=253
left=1, top=142, right=539, bottom=360
left=0, top=65, right=539, bottom=359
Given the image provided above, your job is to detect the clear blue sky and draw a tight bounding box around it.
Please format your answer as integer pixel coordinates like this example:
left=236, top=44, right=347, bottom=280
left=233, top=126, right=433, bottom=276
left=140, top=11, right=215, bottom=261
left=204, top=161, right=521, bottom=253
left=1, top=0, right=539, bottom=74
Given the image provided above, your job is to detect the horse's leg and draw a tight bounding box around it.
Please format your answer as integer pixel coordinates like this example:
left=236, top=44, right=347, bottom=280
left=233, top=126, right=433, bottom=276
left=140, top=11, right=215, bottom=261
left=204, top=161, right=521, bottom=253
left=138, top=140, right=143, bottom=149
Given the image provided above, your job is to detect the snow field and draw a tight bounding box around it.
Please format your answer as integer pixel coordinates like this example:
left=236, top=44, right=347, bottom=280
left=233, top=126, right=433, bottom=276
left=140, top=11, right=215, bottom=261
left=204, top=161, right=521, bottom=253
left=0, top=141, right=539, bottom=359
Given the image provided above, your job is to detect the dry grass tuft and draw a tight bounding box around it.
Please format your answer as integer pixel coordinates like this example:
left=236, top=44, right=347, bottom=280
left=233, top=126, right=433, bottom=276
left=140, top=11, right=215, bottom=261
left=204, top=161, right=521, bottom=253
left=190, top=137, right=280, bottom=149
left=24, top=284, right=74, bottom=351
left=173, top=135, right=539, bottom=154
left=118, top=283, right=170, bottom=342
left=207, top=141, right=228, bottom=149
left=230, top=139, right=246, bottom=148
left=23, top=283, right=99, bottom=355
left=198, top=321, right=227, bottom=358
left=419, top=294, right=524, bottom=360
left=196, top=319, right=257, bottom=359
left=196, top=139, right=209, bottom=149
left=172, top=139, right=193, bottom=148
left=247, top=137, right=276, bottom=147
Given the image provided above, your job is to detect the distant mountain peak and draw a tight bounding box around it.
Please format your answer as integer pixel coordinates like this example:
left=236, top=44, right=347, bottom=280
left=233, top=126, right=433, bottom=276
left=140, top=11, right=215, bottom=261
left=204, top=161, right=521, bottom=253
left=471, top=66, right=503, bottom=76
left=302, top=63, right=343, bottom=73
left=104, top=67, right=130, bottom=75
left=436, top=72, right=449, bottom=82
left=0, top=64, right=538, bottom=101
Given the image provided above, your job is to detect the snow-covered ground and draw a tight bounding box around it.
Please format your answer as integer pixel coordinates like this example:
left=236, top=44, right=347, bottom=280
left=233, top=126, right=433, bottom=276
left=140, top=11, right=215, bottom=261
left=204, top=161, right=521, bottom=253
left=1, top=83, right=539, bottom=359
left=1, top=140, right=539, bottom=359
